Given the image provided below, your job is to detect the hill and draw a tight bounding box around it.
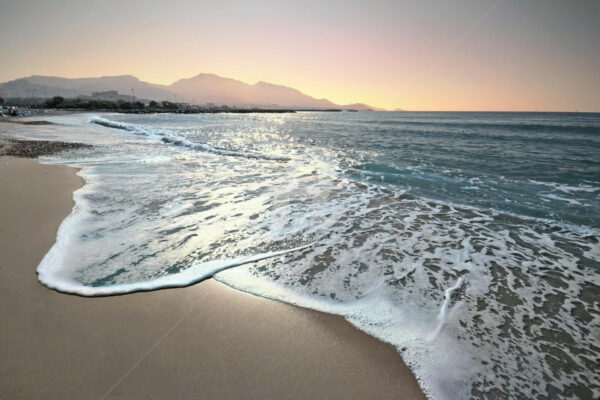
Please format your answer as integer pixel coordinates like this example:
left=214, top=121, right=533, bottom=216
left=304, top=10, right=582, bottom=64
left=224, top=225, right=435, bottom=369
left=0, top=75, right=173, bottom=101
left=0, top=73, right=383, bottom=111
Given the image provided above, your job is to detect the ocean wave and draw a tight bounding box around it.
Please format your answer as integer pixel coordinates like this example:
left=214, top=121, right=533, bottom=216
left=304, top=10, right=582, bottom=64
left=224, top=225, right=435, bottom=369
left=529, top=179, right=600, bottom=193
left=214, top=185, right=600, bottom=400
left=37, top=180, right=314, bottom=296
left=90, top=116, right=290, bottom=161
left=32, top=111, right=600, bottom=399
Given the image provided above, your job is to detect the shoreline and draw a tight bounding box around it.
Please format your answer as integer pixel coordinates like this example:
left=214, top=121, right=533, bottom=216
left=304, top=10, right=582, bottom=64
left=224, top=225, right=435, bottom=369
left=1, top=106, right=348, bottom=116
left=0, top=153, right=426, bottom=399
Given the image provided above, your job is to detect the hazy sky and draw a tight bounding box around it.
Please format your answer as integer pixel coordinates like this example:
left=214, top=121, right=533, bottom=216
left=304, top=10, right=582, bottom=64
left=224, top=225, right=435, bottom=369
left=0, top=0, right=599, bottom=111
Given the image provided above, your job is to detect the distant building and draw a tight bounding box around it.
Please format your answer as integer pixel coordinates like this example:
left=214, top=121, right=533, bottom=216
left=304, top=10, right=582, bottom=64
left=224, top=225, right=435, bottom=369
left=92, top=90, right=119, bottom=98
left=80, top=90, right=135, bottom=102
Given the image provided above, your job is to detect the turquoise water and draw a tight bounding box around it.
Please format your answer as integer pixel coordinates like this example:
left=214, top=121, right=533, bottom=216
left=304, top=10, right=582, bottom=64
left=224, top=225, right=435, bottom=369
left=95, top=111, right=600, bottom=226
left=280, top=112, right=600, bottom=227
left=7, top=111, right=599, bottom=399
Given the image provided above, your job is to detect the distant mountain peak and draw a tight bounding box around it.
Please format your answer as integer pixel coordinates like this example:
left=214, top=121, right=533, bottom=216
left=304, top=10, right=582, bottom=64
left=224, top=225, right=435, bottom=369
left=107, top=74, right=139, bottom=80
left=183, top=73, right=243, bottom=82
left=254, top=81, right=276, bottom=86
left=194, top=72, right=221, bottom=78
left=0, top=73, right=384, bottom=110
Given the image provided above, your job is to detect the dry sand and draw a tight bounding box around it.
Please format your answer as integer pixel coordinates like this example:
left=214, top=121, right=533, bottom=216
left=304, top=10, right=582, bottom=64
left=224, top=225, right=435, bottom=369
left=0, top=155, right=426, bottom=400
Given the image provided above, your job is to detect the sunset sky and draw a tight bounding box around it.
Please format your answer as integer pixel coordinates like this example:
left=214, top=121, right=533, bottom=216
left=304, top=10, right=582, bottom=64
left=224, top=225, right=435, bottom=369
left=0, top=0, right=599, bottom=111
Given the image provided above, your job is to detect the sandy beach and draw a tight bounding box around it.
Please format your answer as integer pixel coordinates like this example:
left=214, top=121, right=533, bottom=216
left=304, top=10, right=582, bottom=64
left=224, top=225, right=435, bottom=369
left=1, top=1, right=598, bottom=397
left=0, top=151, right=425, bottom=399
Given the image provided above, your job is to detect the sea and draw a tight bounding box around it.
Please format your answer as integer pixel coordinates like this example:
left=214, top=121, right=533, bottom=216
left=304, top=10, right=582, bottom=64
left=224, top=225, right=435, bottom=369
left=5, top=111, right=599, bottom=399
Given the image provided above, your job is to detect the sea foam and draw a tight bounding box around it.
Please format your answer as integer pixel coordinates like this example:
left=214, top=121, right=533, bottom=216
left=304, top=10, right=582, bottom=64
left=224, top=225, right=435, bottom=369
left=16, top=111, right=600, bottom=400
left=90, top=116, right=291, bottom=161
left=37, top=180, right=314, bottom=296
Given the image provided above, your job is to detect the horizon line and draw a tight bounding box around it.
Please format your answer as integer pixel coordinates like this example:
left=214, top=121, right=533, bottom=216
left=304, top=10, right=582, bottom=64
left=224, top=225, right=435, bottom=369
left=2, top=73, right=599, bottom=113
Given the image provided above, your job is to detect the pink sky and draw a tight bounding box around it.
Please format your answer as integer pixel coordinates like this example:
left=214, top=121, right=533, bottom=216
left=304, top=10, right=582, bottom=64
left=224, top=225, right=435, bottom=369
left=0, top=0, right=598, bottom=111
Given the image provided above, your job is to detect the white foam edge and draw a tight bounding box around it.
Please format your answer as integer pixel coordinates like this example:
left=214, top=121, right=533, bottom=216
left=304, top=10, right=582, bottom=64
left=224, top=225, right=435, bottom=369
left=214, top=266, right=477, bottom=400
left=36, top=170, right=314, bottom=296
left=89, top=115, right=291, bottom=161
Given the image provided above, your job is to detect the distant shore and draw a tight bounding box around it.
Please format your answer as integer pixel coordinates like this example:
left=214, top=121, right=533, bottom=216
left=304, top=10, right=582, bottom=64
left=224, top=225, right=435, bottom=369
left=0, top=98, right=354, bottom=117
left=0, top=122, right=425, bottom=399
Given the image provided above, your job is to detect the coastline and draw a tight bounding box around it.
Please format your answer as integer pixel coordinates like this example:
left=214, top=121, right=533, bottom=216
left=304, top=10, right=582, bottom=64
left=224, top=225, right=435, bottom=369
left=0, top=153, right=426, bottom=399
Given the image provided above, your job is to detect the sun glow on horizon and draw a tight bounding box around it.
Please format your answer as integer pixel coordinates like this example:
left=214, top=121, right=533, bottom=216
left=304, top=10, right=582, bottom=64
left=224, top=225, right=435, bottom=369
left=0, top=0, right=599, bottom=112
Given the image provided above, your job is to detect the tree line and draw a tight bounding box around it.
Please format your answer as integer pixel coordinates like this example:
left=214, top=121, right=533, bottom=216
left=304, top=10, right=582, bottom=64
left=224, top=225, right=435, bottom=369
left=42, top=96, right=179, bottom=111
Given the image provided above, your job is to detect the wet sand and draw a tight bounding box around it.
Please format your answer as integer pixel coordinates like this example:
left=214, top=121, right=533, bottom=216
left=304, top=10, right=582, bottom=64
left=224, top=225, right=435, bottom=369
left=0, top=155, right=426, bottom=399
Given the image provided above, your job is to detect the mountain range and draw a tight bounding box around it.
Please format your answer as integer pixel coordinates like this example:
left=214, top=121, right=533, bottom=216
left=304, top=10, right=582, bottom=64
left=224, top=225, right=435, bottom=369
left=0, top=73, right=383, bottom=111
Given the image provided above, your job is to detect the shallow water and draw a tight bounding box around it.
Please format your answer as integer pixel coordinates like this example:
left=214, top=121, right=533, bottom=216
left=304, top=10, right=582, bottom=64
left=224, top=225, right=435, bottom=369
left=7, top=111, right=599, bottom=399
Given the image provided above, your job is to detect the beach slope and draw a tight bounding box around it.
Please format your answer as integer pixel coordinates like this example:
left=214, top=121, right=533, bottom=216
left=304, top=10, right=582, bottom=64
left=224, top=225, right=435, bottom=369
left=0, top=155, right=425, bottom=399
